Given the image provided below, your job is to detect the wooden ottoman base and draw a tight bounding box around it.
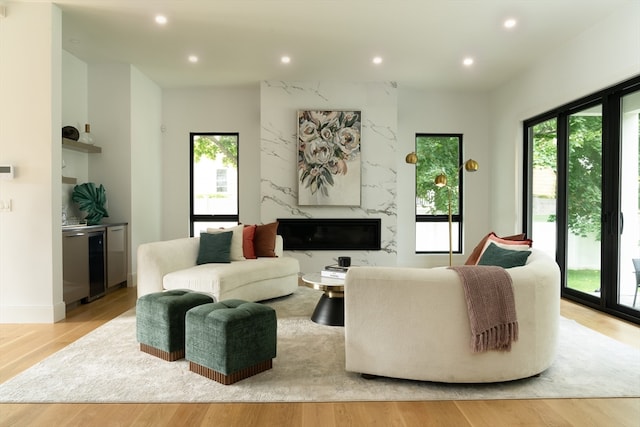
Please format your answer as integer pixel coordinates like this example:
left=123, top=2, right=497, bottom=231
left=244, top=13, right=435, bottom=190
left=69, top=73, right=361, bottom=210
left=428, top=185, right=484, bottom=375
left=189, top=359, right=273, bottom=385
left=140, top=343, right=184, bottom=362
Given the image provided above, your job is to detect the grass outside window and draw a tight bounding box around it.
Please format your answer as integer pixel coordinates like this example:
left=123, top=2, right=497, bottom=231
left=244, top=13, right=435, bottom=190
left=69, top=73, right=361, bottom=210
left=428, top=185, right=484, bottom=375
left=567, top=269, right=600, bottom=293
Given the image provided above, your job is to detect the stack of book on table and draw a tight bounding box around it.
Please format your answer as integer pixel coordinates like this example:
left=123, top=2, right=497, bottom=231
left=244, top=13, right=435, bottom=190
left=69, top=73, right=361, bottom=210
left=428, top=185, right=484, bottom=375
left=321, top=264, right=349, bottom=279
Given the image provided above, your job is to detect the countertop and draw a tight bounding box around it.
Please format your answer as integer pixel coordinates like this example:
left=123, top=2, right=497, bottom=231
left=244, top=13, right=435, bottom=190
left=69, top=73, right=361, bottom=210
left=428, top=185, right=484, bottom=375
left=62, top=222, right=128, bottom=232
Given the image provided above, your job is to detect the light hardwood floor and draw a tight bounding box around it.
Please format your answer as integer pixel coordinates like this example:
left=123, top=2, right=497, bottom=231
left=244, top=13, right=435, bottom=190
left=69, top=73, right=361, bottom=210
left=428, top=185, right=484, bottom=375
left=1, top=286, right=639, bottom=427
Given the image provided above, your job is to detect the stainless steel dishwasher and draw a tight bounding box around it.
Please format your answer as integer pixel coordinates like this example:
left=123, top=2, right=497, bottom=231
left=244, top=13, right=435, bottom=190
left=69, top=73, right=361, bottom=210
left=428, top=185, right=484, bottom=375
left=63, top=228, right=106, bottom=304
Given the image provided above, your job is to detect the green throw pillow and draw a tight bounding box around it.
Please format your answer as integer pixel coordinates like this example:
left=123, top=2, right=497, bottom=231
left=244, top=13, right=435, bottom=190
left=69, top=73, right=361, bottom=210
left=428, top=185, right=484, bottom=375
left=478, top=242, right=531, bottom=268
left=197, top=231, right=233, bottom=265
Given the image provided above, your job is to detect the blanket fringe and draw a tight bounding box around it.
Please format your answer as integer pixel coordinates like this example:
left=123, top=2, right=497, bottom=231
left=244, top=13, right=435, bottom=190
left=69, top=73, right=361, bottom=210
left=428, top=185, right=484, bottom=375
left=473, top=322, right=519, bottom=353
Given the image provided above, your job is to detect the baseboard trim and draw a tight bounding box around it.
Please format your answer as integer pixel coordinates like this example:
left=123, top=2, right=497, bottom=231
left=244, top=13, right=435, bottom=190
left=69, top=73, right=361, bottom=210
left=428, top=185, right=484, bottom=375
left=0, top=301, right=66, bottom=323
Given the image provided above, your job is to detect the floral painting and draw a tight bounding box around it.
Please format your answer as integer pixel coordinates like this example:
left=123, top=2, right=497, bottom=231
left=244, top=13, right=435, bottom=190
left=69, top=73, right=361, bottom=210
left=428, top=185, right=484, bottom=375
left=297, top=110, right=362, bottom=206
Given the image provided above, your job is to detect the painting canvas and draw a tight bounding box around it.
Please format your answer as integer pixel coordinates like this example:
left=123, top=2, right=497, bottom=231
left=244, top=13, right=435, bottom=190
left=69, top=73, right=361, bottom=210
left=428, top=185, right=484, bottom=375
left=297, top=110, right=362, bottom=206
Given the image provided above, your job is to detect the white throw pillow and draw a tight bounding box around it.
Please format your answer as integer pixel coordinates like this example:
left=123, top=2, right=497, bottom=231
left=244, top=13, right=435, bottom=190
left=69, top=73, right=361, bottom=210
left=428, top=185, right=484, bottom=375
left=206, top=224, right=246, bottom=261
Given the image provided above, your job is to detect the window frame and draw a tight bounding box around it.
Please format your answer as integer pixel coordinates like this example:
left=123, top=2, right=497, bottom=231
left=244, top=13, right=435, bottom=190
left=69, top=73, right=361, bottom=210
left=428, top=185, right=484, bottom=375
left=414, top=133, right=464, bottom=254
left=189, top=132, right=239, bottom=236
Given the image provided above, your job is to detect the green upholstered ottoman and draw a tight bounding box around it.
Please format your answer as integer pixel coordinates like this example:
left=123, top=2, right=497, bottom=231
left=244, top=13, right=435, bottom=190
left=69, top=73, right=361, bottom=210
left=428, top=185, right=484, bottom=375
left=186, top=299, right=277, bottom=385
left=136, top=290, right=213, bottom=361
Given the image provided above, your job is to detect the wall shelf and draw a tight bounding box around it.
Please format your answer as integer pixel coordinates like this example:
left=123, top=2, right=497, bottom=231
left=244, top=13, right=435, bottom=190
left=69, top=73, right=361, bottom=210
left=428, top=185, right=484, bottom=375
left=62, top=137, right=102, bottom=153
left=62, top=137, right=101, bottom=184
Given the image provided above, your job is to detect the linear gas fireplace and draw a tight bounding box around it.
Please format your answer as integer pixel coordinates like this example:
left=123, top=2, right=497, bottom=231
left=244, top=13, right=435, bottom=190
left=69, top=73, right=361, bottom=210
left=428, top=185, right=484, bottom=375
left=277, top=218, right=381, bottom=251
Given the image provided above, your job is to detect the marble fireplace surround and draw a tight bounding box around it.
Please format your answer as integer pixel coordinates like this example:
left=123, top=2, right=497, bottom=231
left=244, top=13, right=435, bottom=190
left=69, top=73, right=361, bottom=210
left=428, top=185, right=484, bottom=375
left=260, top=81, right=398, bottom=271
left=277, top=218, right=381, bottom=251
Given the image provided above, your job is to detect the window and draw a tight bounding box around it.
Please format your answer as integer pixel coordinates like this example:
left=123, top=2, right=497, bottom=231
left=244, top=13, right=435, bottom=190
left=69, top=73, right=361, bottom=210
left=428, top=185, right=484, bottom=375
left=413, top=134, right=464, bottom=253
left=190, top=133, right=239, bottom=236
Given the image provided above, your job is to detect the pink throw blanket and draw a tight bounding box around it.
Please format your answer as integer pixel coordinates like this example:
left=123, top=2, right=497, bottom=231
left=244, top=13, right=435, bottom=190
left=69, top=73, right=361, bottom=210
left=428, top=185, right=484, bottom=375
left=449, top=266, right=518, bottom=352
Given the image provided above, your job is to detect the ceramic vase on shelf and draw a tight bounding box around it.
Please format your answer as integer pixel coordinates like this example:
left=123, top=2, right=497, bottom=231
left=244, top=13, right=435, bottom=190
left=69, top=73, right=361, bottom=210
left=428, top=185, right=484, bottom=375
left=78, top=123, right=94, bottom=145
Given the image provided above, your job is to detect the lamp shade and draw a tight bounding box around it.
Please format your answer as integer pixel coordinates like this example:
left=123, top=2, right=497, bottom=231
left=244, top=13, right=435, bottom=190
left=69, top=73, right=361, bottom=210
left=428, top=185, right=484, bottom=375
left=464, top=159, right=479, bottom=172
left=405, top=152, right=418, bottom=164
left=434, top=173, right=448, bottom=187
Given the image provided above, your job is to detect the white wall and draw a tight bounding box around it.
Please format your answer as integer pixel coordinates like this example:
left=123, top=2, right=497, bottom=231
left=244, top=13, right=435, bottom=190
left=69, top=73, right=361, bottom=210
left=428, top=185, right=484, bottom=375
left=397, top=88, right=491, bottom=267
left=61, top=50, right=88, bottom=129
left=489, top=1, right=640, bottom=235
left=130, top=66, right=162, bottom=284
left=0, top=2, right=65, bottom=322
left=88, top=63, right=132, bottom=225
left=161, top=85, right=261, bottom=239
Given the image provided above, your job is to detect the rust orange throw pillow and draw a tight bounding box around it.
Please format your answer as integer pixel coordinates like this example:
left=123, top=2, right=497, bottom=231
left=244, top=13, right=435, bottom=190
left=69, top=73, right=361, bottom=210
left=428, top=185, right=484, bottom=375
left=465, top=232, right=531, bottom=265
left=242, top=224, right=257, bottom=259
left=254, top=221, right=279, bottom=257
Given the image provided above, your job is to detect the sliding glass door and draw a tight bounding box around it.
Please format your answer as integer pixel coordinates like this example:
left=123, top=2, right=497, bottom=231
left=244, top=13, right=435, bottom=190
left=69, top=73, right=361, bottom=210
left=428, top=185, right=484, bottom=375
left=524, top=75, right=640, bottom=324
left=529, top=106, right=605, bottom=301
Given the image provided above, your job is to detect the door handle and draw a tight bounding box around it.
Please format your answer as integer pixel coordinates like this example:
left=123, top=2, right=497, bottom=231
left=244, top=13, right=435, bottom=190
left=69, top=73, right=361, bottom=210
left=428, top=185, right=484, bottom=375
left=603, top=212, right=612, bottom=235
left=620, top=212, right=624, bottom=234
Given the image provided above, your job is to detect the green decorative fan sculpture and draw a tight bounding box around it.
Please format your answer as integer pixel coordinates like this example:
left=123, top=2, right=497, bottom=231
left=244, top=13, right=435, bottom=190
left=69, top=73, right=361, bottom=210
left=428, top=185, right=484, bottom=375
left=72, top=182, right=109, bottom=225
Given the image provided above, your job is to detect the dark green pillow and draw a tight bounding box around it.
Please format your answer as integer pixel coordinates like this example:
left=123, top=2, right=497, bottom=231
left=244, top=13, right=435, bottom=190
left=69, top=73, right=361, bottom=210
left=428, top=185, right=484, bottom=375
left=197, top=231, right=233, bottom=265
left=478, top=242, right=531, bottom=268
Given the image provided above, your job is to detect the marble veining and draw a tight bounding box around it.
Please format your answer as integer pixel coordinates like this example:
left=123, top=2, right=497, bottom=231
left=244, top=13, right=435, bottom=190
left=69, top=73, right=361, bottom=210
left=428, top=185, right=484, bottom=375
left=260, top=81, right=399, bottom=272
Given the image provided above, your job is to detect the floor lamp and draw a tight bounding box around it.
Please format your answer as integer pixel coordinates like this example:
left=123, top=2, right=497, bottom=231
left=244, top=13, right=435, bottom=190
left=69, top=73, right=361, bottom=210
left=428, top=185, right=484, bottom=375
left=406, top=153, right=479, bottom=266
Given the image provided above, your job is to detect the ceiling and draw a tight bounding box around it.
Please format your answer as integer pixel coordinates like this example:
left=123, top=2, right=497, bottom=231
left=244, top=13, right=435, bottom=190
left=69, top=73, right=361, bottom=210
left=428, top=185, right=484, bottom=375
left=48, top=0, right=631, bottom=90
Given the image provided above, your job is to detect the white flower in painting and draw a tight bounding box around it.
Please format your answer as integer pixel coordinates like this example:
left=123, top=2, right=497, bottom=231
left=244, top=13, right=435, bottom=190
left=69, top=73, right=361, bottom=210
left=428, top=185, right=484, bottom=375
left=299, top=120, right=319, bottom=143
left=303, top=138, right=333, bottom=165
left=334, top=127, right=360, bottom=157
left=320, top=126, right=334, bottom=142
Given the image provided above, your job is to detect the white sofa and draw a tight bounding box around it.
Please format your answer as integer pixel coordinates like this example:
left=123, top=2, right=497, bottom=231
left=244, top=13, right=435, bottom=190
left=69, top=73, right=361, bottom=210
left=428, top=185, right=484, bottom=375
left=137, top=235, right=299, bottom=302
left=344, top=248, right=560, bottom=383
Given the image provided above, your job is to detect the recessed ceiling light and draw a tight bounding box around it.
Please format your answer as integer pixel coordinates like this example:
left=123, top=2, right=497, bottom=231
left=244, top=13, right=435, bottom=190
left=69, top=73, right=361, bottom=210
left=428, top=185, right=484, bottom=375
left=372, top=56, right=383, bottom=65
left=504, top=18, right=517, bottom=29
left=463, top=57, right=474, bottom=67
left=188, top=55, right=199, bottom=63
left=281, top=56, right=291, bottom=64
left=155, top=15, right=168, bottom=25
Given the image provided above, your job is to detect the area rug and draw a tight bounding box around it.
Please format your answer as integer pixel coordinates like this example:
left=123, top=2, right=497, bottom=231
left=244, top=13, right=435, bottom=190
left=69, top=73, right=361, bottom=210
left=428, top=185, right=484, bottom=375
left=0, top=287, right=638, bottom=403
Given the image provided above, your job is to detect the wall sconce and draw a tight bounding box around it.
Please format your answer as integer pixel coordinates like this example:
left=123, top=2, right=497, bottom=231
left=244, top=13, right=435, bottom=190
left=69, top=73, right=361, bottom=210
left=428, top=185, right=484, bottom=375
left=406, top=153, right=479, bottom=265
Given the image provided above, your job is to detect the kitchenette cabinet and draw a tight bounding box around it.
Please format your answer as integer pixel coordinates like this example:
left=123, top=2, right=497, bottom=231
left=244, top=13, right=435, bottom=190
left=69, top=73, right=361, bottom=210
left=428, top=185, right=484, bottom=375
left=62, top=223, right=128, bottom=307
left=106, top=224, right=128, bottom=289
